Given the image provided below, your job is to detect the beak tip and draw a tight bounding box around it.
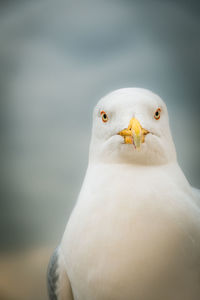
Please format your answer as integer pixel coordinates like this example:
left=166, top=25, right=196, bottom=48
left=118, top=118, right=149, bottom=149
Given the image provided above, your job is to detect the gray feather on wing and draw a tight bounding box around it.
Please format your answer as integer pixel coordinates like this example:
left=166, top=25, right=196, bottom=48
left=47, top=247, right=59, bottom=300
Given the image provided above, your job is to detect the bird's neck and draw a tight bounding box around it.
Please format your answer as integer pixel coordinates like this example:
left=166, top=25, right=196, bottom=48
left=80, top=161, right=191, bottom=201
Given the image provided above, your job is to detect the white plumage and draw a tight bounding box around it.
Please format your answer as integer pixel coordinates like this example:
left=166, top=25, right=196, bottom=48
left=48, top=88, right=200, bottom=300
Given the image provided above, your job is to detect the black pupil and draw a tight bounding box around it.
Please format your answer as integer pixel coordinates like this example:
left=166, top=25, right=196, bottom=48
left=103, top=114, right=107, bottom=119
left=155, top=111, right=159, bottom=116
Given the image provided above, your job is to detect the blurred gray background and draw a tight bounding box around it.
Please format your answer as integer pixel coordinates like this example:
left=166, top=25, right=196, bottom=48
left=0, top=0, right=200, bottom=299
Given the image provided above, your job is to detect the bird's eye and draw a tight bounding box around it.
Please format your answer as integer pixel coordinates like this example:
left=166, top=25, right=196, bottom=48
left=101, top=111, right=108, bottom=122
left=154, top=108, right=161, bottom=120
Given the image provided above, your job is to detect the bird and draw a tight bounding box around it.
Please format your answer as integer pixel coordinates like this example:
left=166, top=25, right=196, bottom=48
left=47, top=88, right=200, bottom=300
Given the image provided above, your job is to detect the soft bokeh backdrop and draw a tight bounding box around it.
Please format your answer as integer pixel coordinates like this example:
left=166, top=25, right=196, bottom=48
left=0, top=0, right=199, bottom=299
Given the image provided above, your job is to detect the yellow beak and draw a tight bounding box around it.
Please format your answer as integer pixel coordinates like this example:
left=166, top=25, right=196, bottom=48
left=118, top=118, right=149, bottom=150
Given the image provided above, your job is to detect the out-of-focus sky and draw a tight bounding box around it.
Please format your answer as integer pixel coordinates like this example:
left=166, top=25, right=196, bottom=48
left=0, top=0, right=199, bottom=299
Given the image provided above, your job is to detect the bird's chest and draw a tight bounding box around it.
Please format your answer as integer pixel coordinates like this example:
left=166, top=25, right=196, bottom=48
left=61, top=173, right=198, bottom=300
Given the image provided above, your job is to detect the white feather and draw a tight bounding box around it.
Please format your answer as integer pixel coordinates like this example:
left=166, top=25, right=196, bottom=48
left=60, top=88, right=200, bottom=300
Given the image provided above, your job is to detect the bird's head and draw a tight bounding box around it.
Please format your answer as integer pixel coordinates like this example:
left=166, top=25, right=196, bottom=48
left=89, top=88, right=176, bottom=165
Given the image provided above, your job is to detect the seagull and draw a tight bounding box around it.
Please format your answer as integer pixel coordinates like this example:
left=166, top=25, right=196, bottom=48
left=47, top=88, right=200, bottom=300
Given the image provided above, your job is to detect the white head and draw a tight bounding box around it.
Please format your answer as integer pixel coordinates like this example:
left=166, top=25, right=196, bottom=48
left=89, top=88, right=176, bottom=165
